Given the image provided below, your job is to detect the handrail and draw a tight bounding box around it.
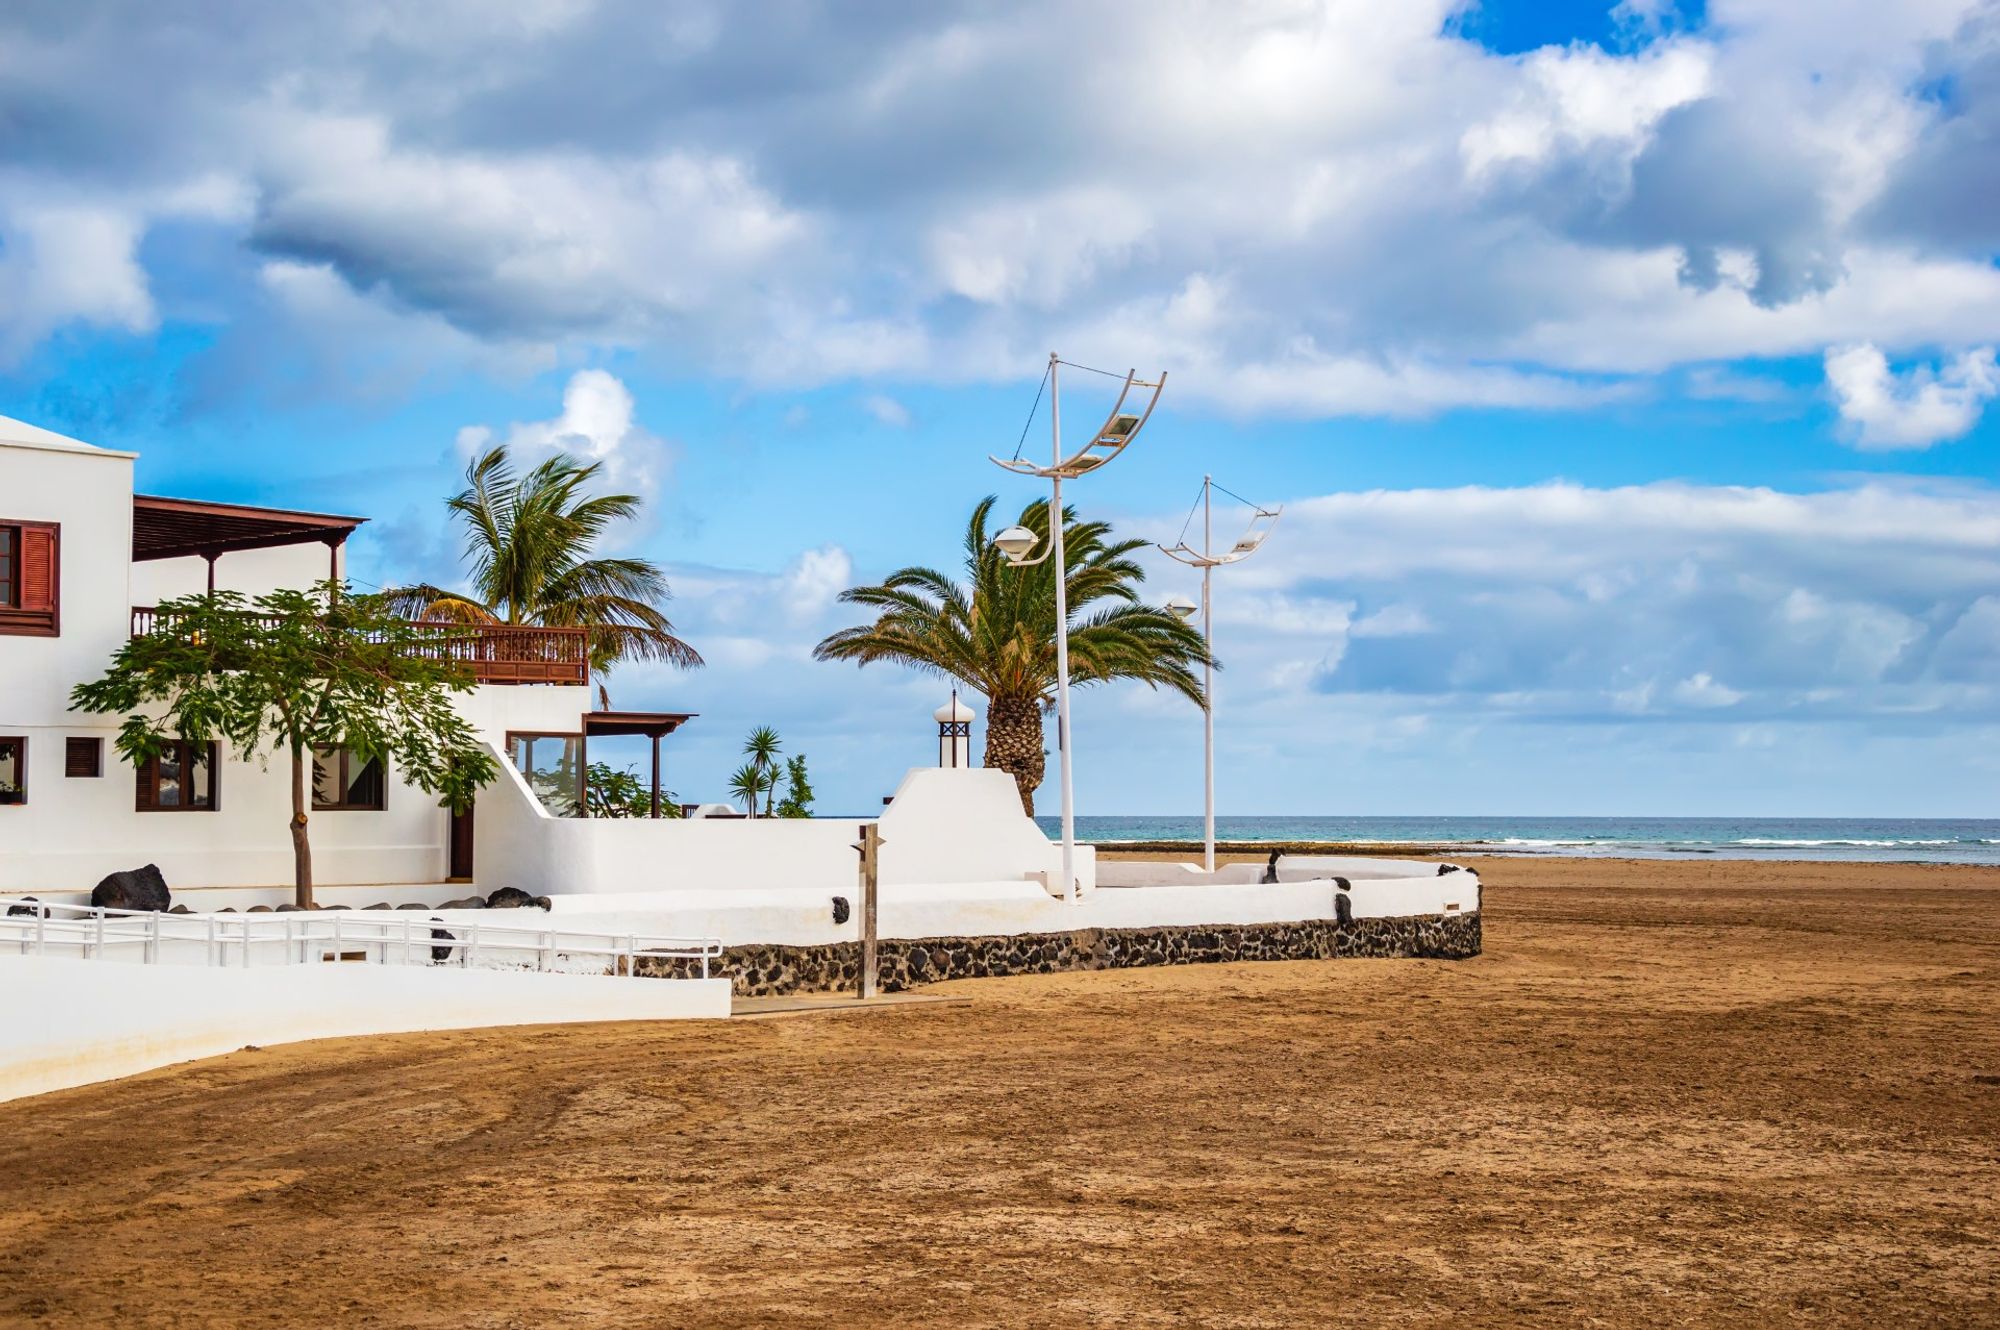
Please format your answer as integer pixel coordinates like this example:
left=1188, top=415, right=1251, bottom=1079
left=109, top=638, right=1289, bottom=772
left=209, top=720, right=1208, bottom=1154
left=129, top=608, right=589, bottom=686
left=0, top=899, right=719, bottom=979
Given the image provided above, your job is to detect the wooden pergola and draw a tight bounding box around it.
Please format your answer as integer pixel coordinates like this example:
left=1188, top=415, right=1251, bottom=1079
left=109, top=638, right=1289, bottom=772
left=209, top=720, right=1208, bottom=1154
left=581, top=710, right=697, bottom=818
left=131, top=494, right=367, bottom=587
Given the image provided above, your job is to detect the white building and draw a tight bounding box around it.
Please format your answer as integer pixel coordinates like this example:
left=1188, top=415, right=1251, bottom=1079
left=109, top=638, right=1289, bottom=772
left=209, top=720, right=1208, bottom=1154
left=0, top=411, right=1091, bottom=905
left=0, top=414, right=608, bottom=896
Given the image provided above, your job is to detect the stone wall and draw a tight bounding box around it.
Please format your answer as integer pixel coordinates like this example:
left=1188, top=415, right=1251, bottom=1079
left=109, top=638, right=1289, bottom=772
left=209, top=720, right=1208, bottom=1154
left=638, top=910, right=1480, bottom=997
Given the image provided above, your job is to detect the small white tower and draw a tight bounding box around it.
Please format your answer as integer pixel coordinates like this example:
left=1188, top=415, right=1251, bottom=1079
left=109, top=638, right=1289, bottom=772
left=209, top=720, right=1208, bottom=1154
left=935, top=691, right=977, bottom=768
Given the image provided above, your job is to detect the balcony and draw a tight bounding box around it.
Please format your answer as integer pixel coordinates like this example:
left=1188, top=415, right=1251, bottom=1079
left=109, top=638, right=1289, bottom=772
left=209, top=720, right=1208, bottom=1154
left=130, top=607, right=589, bottom=687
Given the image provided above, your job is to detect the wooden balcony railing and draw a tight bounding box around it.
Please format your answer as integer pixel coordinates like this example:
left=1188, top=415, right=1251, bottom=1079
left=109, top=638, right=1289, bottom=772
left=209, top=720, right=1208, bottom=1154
left=130, top=608, right=589, bottom=686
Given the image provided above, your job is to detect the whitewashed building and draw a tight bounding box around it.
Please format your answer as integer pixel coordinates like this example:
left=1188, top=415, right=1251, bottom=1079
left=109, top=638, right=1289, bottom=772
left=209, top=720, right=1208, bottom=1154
left=0, top=413, right=622, bottom=895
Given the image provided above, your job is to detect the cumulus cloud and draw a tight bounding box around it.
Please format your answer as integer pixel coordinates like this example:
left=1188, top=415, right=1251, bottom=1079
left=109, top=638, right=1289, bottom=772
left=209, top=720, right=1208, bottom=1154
left=456, top=369, right=675, bottom=523
left=0, top=205, right=156, bottom=361
left=0, top=2, right=1996, bottom=415
left=780, top=545, right=854, bottom=620
left=1824, top=342, right=2000, bottom=448
left=1159, top=479, right=2000, bottom=727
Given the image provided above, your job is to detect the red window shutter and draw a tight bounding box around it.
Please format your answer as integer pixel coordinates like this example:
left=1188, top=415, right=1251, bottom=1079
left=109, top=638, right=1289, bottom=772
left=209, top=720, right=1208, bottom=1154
left=19, top=525, right=55, bottom=612
left=0, top=521, right=59, bottom=636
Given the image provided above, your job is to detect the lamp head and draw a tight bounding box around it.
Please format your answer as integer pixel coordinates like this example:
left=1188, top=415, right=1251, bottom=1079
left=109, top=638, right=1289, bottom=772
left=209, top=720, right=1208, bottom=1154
left=1165, top=593, right=1199, bottom=621
left=993, top=525, right=1039, bottom=560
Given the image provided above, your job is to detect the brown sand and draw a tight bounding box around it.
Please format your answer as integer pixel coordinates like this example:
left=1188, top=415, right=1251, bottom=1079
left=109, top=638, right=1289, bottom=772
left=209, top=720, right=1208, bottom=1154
left=0, top=856, right=1996, bottom=1327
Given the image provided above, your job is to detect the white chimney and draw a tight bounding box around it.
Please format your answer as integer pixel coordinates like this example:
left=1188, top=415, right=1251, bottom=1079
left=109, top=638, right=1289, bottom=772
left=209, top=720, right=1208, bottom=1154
left=934, top=691, right=977, bottom=768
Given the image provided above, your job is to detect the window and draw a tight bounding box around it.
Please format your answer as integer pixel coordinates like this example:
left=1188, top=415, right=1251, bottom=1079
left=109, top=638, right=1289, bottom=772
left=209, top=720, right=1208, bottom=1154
left=313, top=747, right=386, bottom=811
left=506, top=731, right=583, bottom=817
left=65, top=737, right=102, bottom=778
left=0, top=737, right=24, bottom=805
left=0, top=520, right=58, bottom=637
left=135, top=739, right=219, bottom=812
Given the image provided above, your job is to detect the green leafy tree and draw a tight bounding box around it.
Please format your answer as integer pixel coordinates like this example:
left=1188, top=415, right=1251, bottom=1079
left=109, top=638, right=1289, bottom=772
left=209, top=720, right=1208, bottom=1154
left=381, top=445, right=703, bottom=681
left=72, top=584, right=499, bottom=909
left=775, top=754, right=815, bottom=818
left=815, top=496, right=1210, bottom=814
left=585, top=761, right=680, bottom=818
left=742, top=725, right=783, bottom=818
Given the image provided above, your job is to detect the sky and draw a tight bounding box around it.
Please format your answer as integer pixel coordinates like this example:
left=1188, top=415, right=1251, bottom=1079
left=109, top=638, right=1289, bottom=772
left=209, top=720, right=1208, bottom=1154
left=2, top=0, right=1997, bottom=818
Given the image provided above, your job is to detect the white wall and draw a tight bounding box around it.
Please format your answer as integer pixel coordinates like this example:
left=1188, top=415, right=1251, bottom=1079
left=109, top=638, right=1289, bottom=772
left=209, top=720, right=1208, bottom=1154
left=536, top=864, right=1477, bottom=947
left=878, top=767, right=1095, bottom=892
left=0, top=955, right=728, bottom=1103
left=131, top=542, right=345, bottom=605
left=471, top=759, right=1096, bottom=899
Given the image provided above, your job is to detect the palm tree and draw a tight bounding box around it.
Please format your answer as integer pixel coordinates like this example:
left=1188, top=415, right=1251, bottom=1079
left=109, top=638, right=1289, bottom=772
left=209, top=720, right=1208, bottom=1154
left=727, top=762, right=765, bottom=817
left=382, top=446, right=702, bottom=680
left=814, top=495, right=1210, bottom=814
left=743, top=725, right=782, bottom=818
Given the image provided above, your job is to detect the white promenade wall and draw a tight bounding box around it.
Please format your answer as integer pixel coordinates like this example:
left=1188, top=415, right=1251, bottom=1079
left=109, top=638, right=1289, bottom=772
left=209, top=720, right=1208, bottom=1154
left=0, top=954, right=729, bottom=1103
left=472, top=759, right=1094, bottom=899
left=539, top=865, right=1474, bottom=947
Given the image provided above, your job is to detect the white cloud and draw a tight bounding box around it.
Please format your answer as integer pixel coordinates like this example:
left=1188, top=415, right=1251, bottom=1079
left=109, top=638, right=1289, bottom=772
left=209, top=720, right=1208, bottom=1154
left=1671, top=672, right=1745, bottom=707
left=1350, top=604, right=1433, bottom=638
left=460, top=370, right=675, bottom=524
left=1153, top=478, right=2000, bottom=726
left=0, top=205, right=155, bottom=361
left=780, top=544, right=853, bottom=620
left=3, top=3, right=1998, bottom=411
left=860, top=394, right=911, bottom=428
left=1824, top=342, right=2000, bottom=449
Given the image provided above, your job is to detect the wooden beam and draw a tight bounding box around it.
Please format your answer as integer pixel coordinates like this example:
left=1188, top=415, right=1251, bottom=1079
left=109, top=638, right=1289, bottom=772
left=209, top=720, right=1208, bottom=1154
left=857, top=823, right=882, bottom=999
left=650, top=733, right=662, bottom=819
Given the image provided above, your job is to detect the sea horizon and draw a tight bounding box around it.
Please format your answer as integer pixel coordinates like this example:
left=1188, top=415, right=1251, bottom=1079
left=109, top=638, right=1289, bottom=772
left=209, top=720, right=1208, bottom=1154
left=1025, top=814, right=2000, bottom=865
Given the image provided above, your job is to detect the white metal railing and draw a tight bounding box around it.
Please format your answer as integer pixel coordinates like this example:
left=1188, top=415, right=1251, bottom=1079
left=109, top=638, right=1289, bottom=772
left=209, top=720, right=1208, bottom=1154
left=0, top=899, right=720, bottom=979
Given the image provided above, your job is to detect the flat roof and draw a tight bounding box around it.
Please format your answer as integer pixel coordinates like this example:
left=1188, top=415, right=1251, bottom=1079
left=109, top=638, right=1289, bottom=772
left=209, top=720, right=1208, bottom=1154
left=583, top=710, right=698, bottom=738
left=132, top=494, right=368, bottom=563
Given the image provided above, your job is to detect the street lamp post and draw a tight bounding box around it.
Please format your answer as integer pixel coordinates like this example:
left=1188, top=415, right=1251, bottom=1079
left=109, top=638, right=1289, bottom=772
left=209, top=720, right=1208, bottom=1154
left=991, top=352, right=1167, bottom=901
left=1161, top=476, right=1281, bottom=873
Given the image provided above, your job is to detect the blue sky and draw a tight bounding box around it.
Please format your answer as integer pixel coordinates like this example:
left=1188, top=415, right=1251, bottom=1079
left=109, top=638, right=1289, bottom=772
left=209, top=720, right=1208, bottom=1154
left=3, top=0, right=1997, bottom=817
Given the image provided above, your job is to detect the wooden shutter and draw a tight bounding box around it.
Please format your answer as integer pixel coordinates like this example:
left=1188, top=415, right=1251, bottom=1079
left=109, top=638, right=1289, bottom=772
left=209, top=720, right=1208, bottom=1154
left=0, top=521, right=58, bottom=636
left=65, top=737, right=102, bottom=778
left=19, top=525, right=54, bottom=610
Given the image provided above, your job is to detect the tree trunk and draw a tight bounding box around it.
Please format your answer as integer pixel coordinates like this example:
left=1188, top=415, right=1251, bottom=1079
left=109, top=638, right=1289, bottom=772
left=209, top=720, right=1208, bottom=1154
left=984, top=694, right=1046, bottom=816
left=290, top=743, right=314, bottom=910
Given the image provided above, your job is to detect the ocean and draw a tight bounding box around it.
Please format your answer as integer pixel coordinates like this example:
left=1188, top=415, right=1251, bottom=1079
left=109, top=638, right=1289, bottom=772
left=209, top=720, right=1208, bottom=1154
left=1033, top=815, right=2000, bottom=865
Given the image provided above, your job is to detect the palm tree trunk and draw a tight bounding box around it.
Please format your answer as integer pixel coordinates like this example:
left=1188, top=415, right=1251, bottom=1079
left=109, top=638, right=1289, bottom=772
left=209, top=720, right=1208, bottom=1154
left=984, top=694, right=1046, bottom=816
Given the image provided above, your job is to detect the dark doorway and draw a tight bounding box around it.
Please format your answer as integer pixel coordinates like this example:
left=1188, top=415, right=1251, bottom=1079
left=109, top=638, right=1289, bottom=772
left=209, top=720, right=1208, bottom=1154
left=448, top=805, right=475, bottom=882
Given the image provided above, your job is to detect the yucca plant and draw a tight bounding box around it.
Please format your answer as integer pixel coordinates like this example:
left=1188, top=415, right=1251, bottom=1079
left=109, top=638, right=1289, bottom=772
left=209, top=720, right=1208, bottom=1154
left=814, top=495, right=1210, bottom=814
left=743, top=725, right=782, bottom=818
left=381, top=445, right=702, bottom=680
left=726, top=762, right=769, bottom=817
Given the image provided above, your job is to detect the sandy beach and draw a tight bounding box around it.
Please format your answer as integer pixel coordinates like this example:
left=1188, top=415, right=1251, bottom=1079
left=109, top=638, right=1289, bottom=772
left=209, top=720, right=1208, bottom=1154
left=0, top=854, right=1995, bottom=1327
